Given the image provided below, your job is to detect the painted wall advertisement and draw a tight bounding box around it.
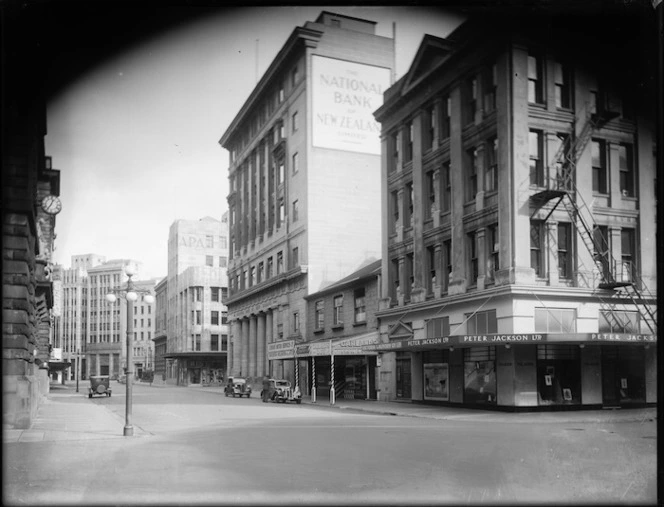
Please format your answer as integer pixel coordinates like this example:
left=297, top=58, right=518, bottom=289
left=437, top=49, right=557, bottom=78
left=423, top=363, right=449, bottom=401
left=311, top=55, right=390, bottom=155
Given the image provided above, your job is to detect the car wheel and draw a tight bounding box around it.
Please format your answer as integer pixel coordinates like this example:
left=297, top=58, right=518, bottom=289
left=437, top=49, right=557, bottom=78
left=296, top=399, right=301, bottom=404
left=246, top=393, right=250, bottom=398
left=88, top=393, right=92, bottom=398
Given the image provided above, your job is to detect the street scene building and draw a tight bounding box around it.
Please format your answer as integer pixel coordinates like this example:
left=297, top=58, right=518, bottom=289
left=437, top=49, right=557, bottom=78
left=86, top=259, right=155, bottom=379
left=51, top=254, right=106, bottom=382
left=220, top=11, right=394, bottom=388
left=373, top=13, right=657, bottom=408
left=162, top=215, right=230, bottom=385
left=299, top=259, right=382, bottom=401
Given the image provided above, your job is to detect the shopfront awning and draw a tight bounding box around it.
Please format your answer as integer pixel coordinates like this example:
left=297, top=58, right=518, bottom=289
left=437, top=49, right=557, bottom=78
left=47, top=361, right=72, bottom=371
left=163, top=352, right=227, bottom=359
left=268, top=331, right=380, bottom=360
left=375, top=332, right=657, bottom=352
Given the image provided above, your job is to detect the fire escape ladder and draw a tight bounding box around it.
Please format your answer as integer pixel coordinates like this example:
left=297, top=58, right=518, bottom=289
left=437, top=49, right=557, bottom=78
left=529, top=107, right=656, bottom=335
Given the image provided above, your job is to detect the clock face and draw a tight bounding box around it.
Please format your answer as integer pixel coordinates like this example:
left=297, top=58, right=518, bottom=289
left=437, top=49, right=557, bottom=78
left=41, top=195, right=62, bottom=215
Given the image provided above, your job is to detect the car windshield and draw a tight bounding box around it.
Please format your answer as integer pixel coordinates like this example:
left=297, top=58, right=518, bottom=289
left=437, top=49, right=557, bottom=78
left=275, top=380, right=290, bottom=387
left=234, top=379, right=246, bottom=384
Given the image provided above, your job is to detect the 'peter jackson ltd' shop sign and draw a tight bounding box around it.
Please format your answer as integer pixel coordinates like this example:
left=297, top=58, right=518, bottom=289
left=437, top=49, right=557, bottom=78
left=375, top=333, right=656, bottom=351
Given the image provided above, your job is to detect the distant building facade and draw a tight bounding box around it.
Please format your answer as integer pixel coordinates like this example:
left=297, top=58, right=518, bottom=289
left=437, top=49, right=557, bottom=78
left=219, top=11, right=394, bottom=387
left=85, top=259, right=156, bottom=379
left=152, top=277, right=168, bottom=383
left=51, top=254, right=106, bottom=382
left=162, top=215, right=230, bottom=386
left=373, top=12, right=657, bottom=408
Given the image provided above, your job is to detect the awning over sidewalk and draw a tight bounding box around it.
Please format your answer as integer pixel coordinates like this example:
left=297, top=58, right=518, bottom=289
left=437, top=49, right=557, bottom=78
left=376, top=332, right=657, bottom=352
left=268, top=331, right=380, bottom=360
left=47, top=361, right=72, bottom=372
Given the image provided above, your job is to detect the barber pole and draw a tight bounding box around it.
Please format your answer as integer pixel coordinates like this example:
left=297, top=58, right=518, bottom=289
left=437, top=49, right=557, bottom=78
left=330, top=339, right=335, bottom=405
left=294, top=349, right=299, bottom=389
left=311, top=358, right=317, bottom=403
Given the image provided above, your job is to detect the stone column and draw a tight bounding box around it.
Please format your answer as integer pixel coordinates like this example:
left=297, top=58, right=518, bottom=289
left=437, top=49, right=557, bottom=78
left=265, top=310, right=274, bottom=377
left=476, top=227, right=487, bottom=290
left=249, top=314, right=257, bottom=378
left=257, top=312, right=266, bottom=377
left=109, top=353, right=114, bottom=379
left=241, top=318, right=249, bottom=377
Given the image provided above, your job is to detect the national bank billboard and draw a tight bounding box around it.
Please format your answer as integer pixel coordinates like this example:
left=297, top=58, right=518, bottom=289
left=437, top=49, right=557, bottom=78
left=311, top=55, right=390, bottom=155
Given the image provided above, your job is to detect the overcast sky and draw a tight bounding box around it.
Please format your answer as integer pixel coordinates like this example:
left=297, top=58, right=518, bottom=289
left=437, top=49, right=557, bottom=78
left=46, top=6, right=466, bottom=279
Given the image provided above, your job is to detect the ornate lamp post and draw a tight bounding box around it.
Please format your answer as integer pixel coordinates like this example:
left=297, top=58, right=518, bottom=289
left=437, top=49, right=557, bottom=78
left=106, top=263, right=154, bottom=437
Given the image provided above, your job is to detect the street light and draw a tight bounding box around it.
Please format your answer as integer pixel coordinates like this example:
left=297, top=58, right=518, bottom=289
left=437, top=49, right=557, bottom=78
left=106, top=263, right=154, bottom=437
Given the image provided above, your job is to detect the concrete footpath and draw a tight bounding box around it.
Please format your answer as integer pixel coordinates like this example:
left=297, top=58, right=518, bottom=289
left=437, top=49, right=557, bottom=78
left=4, top=381, right=656, bottom=444
left=187, top=383, right=658, bottom=425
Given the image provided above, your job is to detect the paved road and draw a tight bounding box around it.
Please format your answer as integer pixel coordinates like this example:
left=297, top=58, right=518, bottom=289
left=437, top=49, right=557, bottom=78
left=3, top=383, right=657, bottom=505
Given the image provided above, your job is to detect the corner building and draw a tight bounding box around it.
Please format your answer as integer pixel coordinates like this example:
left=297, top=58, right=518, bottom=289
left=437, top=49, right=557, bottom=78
left=219, top=12, right=394, bottom=386
left=163, top=216, right=230, bottom=385
left=373, top=12, right=657, bottom=409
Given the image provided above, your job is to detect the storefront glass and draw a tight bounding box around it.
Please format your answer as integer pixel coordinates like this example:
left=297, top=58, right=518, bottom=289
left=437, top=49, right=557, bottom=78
left=602, top=345, right=646, bottom=405
left=537, top=345, right=581, bottom=405
left=423, top=350, right=449, bottom=401
left=463, top=346, right=496, bottom=404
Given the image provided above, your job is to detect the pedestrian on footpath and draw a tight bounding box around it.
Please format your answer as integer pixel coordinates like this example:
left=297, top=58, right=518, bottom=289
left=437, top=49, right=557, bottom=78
left=262, top=376, right=271, bottom=402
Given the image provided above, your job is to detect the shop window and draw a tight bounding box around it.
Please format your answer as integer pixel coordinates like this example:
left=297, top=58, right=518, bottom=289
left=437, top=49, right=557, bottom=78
left=537, top=345, right=580, bottom=405
left=426, top=316, right=449, bottom=339
left=354, top=288, right=366, bottom=323
left=591, top=139, right=608, bottom=194
left=602, top=346, right=646, bottom=404
left=463, top=347, right=496, bottom=404
left=466, top=310, right=497, bottom=334
left=424, top=360, right=449, bottom=401
left=599, top=310, right=639, bottom=333
left=534, top=308, right=576, bottom=333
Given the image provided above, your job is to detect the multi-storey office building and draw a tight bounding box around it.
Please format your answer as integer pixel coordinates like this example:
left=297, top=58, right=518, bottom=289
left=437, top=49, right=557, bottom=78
left=162, top=216, right=229, bottom=385
left=373, top=13, right=657, bottom=409
left=52, top=254, right=106, bottom=381
left=219, top=12, right=394, bottom=386
left=86, top=259, right=156, bottom=379
left=152, top=277, right=168, bottom=383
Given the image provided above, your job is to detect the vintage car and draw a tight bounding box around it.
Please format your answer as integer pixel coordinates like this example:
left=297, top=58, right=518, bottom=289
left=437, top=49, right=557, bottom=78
left=88, top=375, right=112, bottom=398
left=224, top=377, right=252, bottom=398
left=263, top=379, right=302, bottom=404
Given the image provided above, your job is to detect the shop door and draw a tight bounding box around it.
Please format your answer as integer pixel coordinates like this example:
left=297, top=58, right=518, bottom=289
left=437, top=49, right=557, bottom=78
left=190, top=368, right=201, bottom=384
left=602, top=347, right=619, bottom=406
left=396, top=358, right=411, bottom=399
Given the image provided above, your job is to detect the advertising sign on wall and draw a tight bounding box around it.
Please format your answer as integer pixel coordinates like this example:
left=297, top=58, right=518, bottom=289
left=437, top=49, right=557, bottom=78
left=423, top=363, right=449, bottom=401
left=311, top=55, right=390, bottom=155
